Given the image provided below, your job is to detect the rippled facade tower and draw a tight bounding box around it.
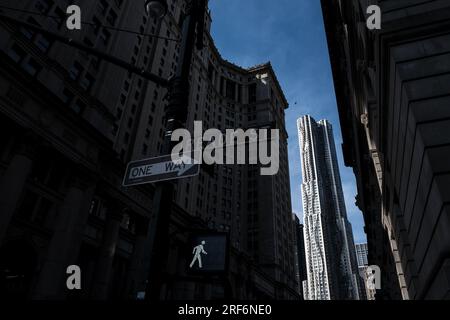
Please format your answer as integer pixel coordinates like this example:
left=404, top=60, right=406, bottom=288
left=298, top=115, right=360, bottom=300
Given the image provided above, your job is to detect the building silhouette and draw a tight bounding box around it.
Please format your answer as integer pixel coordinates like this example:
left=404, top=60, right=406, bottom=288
left=0, top=0, right=299, bottom=300
left=297, top=115, right=360, bottom=300
left=322, top=0, right=450, bottom=299
left=294, top=215, right=307, bottom=298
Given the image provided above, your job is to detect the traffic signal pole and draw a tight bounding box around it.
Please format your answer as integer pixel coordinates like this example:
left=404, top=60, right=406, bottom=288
left=145, top=0, right=207, bottom=300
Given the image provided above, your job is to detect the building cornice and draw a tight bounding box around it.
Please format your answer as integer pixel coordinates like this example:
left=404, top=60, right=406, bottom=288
left=205, top=32, right=289, bottom=109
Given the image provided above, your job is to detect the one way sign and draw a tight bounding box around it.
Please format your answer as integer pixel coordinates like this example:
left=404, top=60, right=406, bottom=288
left=122, top=154, right=200, bottom=187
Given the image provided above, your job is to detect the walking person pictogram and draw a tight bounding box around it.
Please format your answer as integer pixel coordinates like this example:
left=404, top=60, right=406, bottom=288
left=190, top=241, right=207, bottom=268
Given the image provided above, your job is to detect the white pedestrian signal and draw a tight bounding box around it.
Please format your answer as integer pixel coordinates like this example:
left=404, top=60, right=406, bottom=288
left=189, top=241, right=208, bottom=269
left=187, top=233, right=228, bottom=274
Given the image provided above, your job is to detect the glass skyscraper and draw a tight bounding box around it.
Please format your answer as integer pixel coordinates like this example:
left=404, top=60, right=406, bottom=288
left=297, top=115, right=360, bottom=300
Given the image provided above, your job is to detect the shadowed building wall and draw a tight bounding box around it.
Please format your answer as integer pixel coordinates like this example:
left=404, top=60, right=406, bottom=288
left=321, top=0, right=450, bottom=300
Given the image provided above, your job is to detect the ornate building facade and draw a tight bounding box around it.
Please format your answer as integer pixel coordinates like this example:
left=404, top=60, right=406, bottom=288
left=321, top=0, right=450, bottom=299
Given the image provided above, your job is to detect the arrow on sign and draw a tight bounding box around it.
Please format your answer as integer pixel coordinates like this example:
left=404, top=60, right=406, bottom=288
left=123, top=154, right=200, bottom=187
left=129, top=156, right=197, bottom=179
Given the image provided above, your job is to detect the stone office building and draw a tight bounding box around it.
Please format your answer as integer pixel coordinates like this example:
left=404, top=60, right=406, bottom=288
left=0, top=0, right=299, bottom=299
left=321, top=0, right=450, bottom=299
left=355, top=243, right=375, bottom=300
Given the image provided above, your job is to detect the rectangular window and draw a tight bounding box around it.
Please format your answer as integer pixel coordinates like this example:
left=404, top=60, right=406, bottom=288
left=72, top=99, right=86, bottom=114
left=80, top=73, right=95, bottom=91
left=116, top=108, right=123, bottom=119
left=23, top=58, right=42, bottom=77
left=100, top=29, right=111, bottom=45
left=120, top=94, right=126, bottom=105
left=248, top=83, right=257, bottom=103
left=21, top=17, right=39, bottom=39
left=53, top=7, right=65, bottom=29
left=8, top=44, right=26, bottom=63
left=83, top=37, right=94, bottom=47
left=88, top=56, right=101, bottom=72
left=62, top=88, right=74, bottom=105
left=97, top=0, right=108, bottom=15
left=226, top=80, right=236, bottom=100
left=237, top=84, right=242, bottom=103
left=208, top=63, right=214, bottom=80
left=107, top=10, right=118, bottom=25
left=220, top=76, right=225, bottom=95
left=35, top=0, right=53, bottom=14
left=36, top=35, right=51, bottom=53
left=69, top=62, right=83, bottom=80
left=92, top=17, right=101, bottom=34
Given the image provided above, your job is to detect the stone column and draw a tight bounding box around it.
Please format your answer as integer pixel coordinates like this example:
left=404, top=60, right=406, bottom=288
left=32, top=172, right=96, bottom=299
left=90, top=204, right=123, bottom=300
left=0, top=137, right=37, bottom=243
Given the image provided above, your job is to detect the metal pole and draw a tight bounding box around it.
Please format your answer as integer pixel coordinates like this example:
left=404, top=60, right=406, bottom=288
left=145, top=0, right=205, bottom=300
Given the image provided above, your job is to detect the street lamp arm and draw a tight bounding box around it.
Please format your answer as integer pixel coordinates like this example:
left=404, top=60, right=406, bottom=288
left=0, top=13, right=171, bottom=87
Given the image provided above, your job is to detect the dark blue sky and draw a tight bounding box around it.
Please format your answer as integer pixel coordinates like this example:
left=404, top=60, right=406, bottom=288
left=209, top=0, right=367, bottom=243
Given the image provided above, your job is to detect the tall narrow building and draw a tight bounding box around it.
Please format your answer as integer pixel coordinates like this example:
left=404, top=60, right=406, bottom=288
left=355, top=243, right=369, bottom=269
left=297, top=115, right=360, bottom=300
left=355, top=243, right=375, bottom=300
